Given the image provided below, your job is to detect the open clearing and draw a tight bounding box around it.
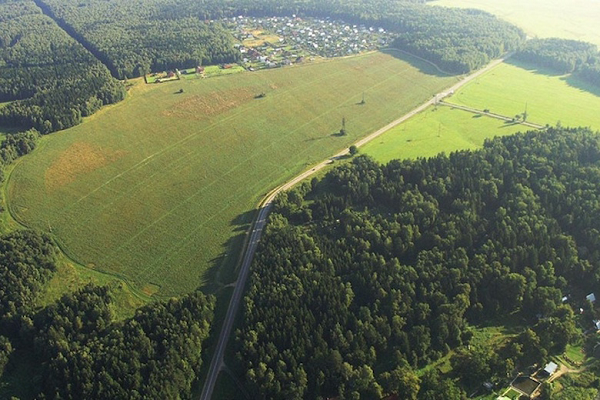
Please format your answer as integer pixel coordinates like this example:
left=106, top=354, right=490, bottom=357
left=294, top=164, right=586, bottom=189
left=446, top=60, right=600, bottom=130
left=431, top=0, right=600, bottom=46
left=362, top=106, right=527, bottom=163
left=7, top=50, right=456, bottom=297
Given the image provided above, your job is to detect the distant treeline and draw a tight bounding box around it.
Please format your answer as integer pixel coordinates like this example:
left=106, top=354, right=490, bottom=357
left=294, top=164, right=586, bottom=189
left=235, top=128, right=600, bottom=398
left=0, top=1, right=125, bottom=134
left=515, top=38, right=600, bottom=87
left=39, top=0, right=524, bottom=78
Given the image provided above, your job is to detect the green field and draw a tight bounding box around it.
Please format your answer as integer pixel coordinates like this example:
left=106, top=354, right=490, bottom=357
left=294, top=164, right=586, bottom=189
left=7, top=50, right=456, bottom=297
left=431, top=0, right=600, bottom=46
left=362, top=106, right=528, bottom=163
left=447, top=60, right=600, bottom=129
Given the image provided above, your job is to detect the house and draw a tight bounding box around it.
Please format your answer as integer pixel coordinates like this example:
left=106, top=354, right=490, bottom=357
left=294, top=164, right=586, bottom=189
left=541, top=362, right=558, bottom=377
left=587, top=293, right=596, bottom=303
left=196, top=66, right=205, bottom=74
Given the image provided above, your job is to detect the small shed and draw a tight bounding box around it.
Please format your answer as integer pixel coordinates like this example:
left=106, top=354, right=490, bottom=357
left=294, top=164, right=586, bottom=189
left=543, top=362, right=558, bottom=376
left=593, top=320, right=600, bottom=330
left=587, top=293, right=596, bottom=303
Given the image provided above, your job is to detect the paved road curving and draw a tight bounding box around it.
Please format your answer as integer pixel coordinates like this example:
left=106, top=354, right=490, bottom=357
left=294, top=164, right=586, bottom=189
left=199, top=51, right=514, bottom=400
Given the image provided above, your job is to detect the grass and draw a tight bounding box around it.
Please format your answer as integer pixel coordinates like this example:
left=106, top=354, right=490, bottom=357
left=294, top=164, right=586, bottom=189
left=38, top=251, right=148, bottom=320
left=6, top=50, right=457, bottom=298
left=430, top=0, right=600, bottom=47
left=564, top=343, right=586, bottom=364
left=503, top=388, right=522, bottom=399
left=447, top=60, right=600, bottom=130
left=243, top=30, right=282, bottom=47
left=362, top=106, right=527, bottom=163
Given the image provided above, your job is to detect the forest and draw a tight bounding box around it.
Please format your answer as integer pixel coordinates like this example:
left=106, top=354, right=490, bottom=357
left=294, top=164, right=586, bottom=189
left=0, top=0, right=125, bottom=134
left=0, top=247, right=216, bottom=398
left=515, top=38, right=600, bottom=87
left=235, top=128, right=600, bottom=399
left=38, top=0, right=523, bottom=78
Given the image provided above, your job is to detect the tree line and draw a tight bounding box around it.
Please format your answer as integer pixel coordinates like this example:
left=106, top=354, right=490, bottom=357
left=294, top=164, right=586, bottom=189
left=0, top=0, right=125, bottom=134
left=234, top=127, right=600, bottom=399
left=515, top=37, right=600, bottom=88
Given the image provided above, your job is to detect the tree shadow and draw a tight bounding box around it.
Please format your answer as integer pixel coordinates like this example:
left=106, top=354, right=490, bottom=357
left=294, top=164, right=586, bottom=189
left=381, top=48, right=460, bottom=78
left=562, top=74, right=600, bottom=98
left=504, top=58, right=566, bottom=77
left=199, top=208, right=258, bottom=293
left=505, top=58, right=600, bottom=97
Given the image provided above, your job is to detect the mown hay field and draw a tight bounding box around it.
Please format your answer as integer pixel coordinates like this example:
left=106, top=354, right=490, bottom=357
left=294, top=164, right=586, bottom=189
left=431, top=0, right=600, bottom=46
left=447, top=60, right=600, bottom=129
left=365, top=60, right=600, bottom=164
left=7, top=50, right=456, bottom=297
left=362, top=106, right=527, bottom=163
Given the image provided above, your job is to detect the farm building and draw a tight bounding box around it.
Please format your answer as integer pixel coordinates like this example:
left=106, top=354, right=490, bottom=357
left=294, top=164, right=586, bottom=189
left=542, top=362, right=558, bottom=377
left=586, top=292, right=596, bottom=303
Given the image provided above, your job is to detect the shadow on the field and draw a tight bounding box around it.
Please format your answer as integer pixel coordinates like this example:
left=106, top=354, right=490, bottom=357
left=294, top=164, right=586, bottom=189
left=505, top=58, right=565, bottom=77
left=199, top=208, right=258, bottom=291
left=381, top=48, right=459, bottom=78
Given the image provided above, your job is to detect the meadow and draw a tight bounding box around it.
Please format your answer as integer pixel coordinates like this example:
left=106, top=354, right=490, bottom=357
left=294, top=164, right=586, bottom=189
left=362, top=106, right=527, bottom=163
left=447, top=60, right=600, bottom=130
left=6, top=50, right=456, bottom=297
left=430, top=0, right=600, bottom=46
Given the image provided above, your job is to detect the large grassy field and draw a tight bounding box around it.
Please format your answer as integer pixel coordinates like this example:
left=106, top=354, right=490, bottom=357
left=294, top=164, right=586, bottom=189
left=7, top=50, right=456, bottom=297
left=430, top=0, right=600, bottom=46
left=362, top=106, right=528, bottom=163
left=447, top=60, right=600, bottom=129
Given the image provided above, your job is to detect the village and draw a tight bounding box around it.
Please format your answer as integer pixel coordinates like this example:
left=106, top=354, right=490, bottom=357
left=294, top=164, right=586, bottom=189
left=145, top=15, right=397, bottom=83
left=228, top=15, right=397, bottom=70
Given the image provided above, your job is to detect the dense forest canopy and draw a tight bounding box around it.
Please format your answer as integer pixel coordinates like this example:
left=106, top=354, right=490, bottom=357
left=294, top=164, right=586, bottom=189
left=515, top=38, right=597, bottom=73
left=0, top=0, right=125, bottom=133
left=33, top=286, right=215, bottom=399
left=235, top=128, right=600, bottom=398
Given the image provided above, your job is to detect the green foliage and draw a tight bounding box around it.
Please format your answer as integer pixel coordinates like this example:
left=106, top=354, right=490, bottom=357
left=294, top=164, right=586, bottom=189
left=0, top=1, right=125, bottom=133
left=391, top=7, right=524, bottom=73
left=236, top=128, right=600, bottom=397
left=0, top=230, right=56, bottom=326
left=40, top=0, right=241, bottom=79
left=0, top=335, right=12, bottom=376
left=33, top=285, right=215, bottom=398
left=515, top=38, right=598, bottom=73
left=0, top=128, right=39, bottom=167
left=513, top=37, right=600, bottom=89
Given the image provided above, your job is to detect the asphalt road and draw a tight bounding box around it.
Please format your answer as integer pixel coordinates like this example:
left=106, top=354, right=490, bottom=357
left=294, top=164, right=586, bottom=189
left=198, top=52, right=514, bottom=400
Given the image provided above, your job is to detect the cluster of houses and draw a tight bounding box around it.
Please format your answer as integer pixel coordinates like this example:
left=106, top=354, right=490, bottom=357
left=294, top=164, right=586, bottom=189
left=227, top=15, right=397, bottom=70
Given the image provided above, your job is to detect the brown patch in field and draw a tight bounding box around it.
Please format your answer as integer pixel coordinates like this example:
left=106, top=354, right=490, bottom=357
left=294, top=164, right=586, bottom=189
left=45, top=142, right=127, bottom=193
left=269, top=83, right=278, bottom=90
left=163, top=88, right=254, bottom=120
left=141, top=283, right=161, bottom=296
